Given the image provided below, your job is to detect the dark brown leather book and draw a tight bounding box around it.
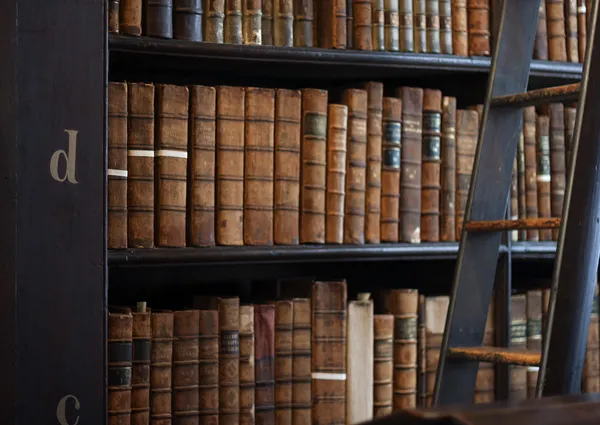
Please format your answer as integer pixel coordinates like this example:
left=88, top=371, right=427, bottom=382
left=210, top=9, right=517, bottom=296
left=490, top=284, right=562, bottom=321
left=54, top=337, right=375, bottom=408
left=127, top=83, right=155, bottom=249
left=173, top=310, right=201, bottom=424
left=517, top=132, right=527, bottom=241
left=440, top=96, right=456, bottom=242
left=548, top=103, right=566, bottom=240
left=414, top=0, right=426, bottom=52
left=150, top=311, right=174, bottom=425
left=292, top=298, right=311, bottom=425
left=565, top=0, right=579, bottom=61
left=188, top=86, right=216, bottom=247
left=300, top=89, right=328, bottom=244
left=225, top=0, right=243, bottom=43
left=294, top=0, right=314, bottom=46
left=536, top=115, right=552, bottom=241
left=263, top=0, right=274, bottom=44
left=274, top=0, right=294, bottom=46
left=174, top=0, right=203, bottom=41
left=510, top=295, right=527, bottom=401
left=397, top=87, right=423, bottom=243
left=373, top=315, right=394, bottom=417
left=364, top=82, right=384, bottom=244
left=316, top=0, right=347, bottom=48
left=451, top=0, right=468, bottom=55
left=564, top=105, right=576, bottom=169
left=240, top=306, right=255, bottom=425
left=399, top=0, right=414, bottom=51
left=424, top=296, right=448, bottom=407
left=439, top=0, right=452, bottom=53
left=384, top=0, right=400, bottom=51
left=120, top=0, right=142, bottom=35
left=109, top=308, right=133, bottom=425
left=421, top=89, right=442, bottom=243
left=578, top=0, right=587, bottom=61
left=455, top=109, right=478, bottom=236
left=198, top=311, right=219, bottom=425
left=219, top=298, right=241, bottom=425
left=110, top=0, right=120, bottom=33
left=108, top=82, right=128, bottom=250
left=132, top=307, right=151, bottom=425
left=255, top=305, right=276, bottom=425
left=546, top=0, right=567, bottom=61
left=155, top=84, right=188, bottom=248
left=511, top=157, right=518, bottom=242
left=216, top=86, right=245, bottom=246
left=346, top=0, right=354, bottom=47
left=467, top=0, right=489, bottom=56
left=353, top=0, right=373, bottom=49
left=326, top=104, right=349, bottom=244
left=583, top=286, right=599, bottom=393
left=526, top=290, right=542, bottom=399
left=275, top=301, right=294, bottom=425
left=372, top=0, right=385, bottom=50
left=145, top=0, right=174, bottom=38
left=274, top=89, right=301, bottom=245
left=380, top=97, right=402, bottom=243
left=243, top=0, right=263, bottom=44
left=474, top=303, right=494, bottom=404
left=205, top=0, right=226, bottom=42
left=425, top=0, right=440, bottom=53
left=312, top=281, right=347, bottom=425
left=417, top=295, right=425, bottom=408
left=534, top=0, right=549, bottom=60
left=523, top=107, right=539, bottom=241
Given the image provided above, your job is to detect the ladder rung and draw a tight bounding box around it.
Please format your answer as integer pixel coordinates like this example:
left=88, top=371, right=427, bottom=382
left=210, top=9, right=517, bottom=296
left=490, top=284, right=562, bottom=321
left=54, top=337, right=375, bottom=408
left=448, top=346, right=541, bottom=366
left=465, top=217, right=561, bottom=232
left=491, top=83, right=580, bottom=108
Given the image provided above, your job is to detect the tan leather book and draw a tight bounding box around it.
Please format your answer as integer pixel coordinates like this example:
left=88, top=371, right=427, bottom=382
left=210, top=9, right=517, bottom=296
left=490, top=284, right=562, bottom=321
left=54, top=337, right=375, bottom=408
left=439, top=0, right=452, bottom=53
left=425, top=0, right=440, bottom=53
left=189, top=86, right=216, bottom=247
left=373, top=315, right=393, bottom=417
left=174, top=0, right=203, bottom=41
left=217, top=86, right=245, bottom=246
left=526, top=290, right=542, bottom=399
left=150, top=311, right=174, bottom=425
left=294, top=0, right=315, bottom=46
left=274, top=89, right=301, bottom=245
left=451, top=0, right=468, bottom=56
left=326, top=104, right=348, bottom=244
left=263, top=0, right=274, bottom=44
left=536, top=115, right=552, bottom=241
left=198, top=311, right=219, bottom=425
left=534, top=0, right=549, bottom=60
left=364, top=82, right=384, bottom=244
left=312, top=281, right=347, bottom=425
left=523, top=107, right=540, bottom=241
left=109, top=0, right=120, bottom=33
left=108, top=308, right=133, bottom=425
left=225, top=0, right=243, bottom=43
left=275, top=301, right=294, bottom=425
left=467, top=0, right=489, bottom=56
left=380, top=97, right=402, bottom=242
left=397, top=87, right=423, bottom=243
left=564, top=105, right=576, bottom=169
left=127, top=83, right=155, bottom=248
left=145, top=0, right=173, bottom=38
left=421, top=89, right=442, bottom=243
left=511, top=157, right=518, bottom=242
left=517, top=132, right=527, bottom=241
left=120, top=0, right=142, bottom=35
left=132, top=306, right=151, bottom=425
left=578, top=0, right=587, bottom=61
left=300, top=89, right=328, bottom=244
left=316, top=0, right=347, bottom=48
left=474, top=302, right=494, bottom=404
left=155, top=84, right=188, bottom=248
left=292, top=298, right=311, bottom=425
left=583, top=285, right=600, bottom=393
left=548, top=103, right=566, bottom=240
left=108, top=82, right=128, bottom=249
left=353, top=0, right=373, bottom=49
left=256, top=305, right=276, bottom=425
left=565, top=0, right=579, bottom=62
left=274, top=0, right=294, bottom=46
left=384, top=0, right=400, bottom=51
left=424, top=296, right=448, bottom=407
left=173, top=310, right=201, bottom=423
left=219, top=298, right=241, bottom=425
left=242, top=0, right=262, bottom=44
left=347, top=294, right=374, bottom=424
left=372, top=0, right=385, bottom=50
left=399, top=0, right=414, bottom=51
left=510, top=295, right=528, bottom=402
left=455, top=109, right=478, bottom=236
left=440, top=97, right=456, bottom=242
left=240, top=306, right=256, bottom=425
left=205, top=0, right=226, bottom=42
left=414, top=0, right=427, bottom=52
left=546, top=0, right=567, bottom=61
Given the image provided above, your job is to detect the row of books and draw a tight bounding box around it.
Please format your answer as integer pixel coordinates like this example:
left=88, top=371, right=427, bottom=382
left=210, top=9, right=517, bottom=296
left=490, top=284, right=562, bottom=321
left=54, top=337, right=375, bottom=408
left=107, top=281, right=600, bottom=425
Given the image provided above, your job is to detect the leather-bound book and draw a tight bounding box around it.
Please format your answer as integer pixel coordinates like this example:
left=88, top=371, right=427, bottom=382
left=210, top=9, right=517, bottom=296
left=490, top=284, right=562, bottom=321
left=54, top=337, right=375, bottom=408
left=173, top=310, right=201, bottom=424
left=399, top=0, right=414, bottom=51
left=548, top=103, right=565, bottom=240
left=373, top=0, right=385, bottom=50
left=536, top=115, right=552, bottom=241
left=255, top=305, right=276, bottom=425
left=384, top=0, right=400, bottom=51
left=398, top=87, right=423, bottom=243
left=578, top=0, right=587, bottom=61
left=439, top=0, right=452, bottom=53
left=467, top=0, right=489, bottom=56
left=534, top=0, right=548, bottom=60
left=243, top=0, right=262, bottom=44
left=219, top=298, right=241, bottom=425
left=346, top=0, right=354, bottom=47
left=110, top=0, right=120, bottom=33
left=189, top=86, right=216, bottom=247
left=316, top=0, right=347, bottom=48
left=145, top=0, right=174, bottom=38
left=565, top=0, right=579, bottom=61
left=510, top=157, right=518, bottom=242
left=347, top=294, right=374, bottom=424
left=205, top=0, right=226, bottom=42
left=274, top=89, right=301, bottom=245
left=300, top=89, right=328, bottom=244
left=225, top=0, right=243, bottom=43
left=198, top=311, right=219, bottom=425
left=326, top=104, right=349, bottom=244
left=424, top=296, right=448, bottom=406
left=451, top=0, right=468, bottom=55
left=174, top=0, right=203, bottom=40
left=523, top=107, right=539, bottom=241
left=364, top=82, right=384, bottom=244
left=353, top=0, right=373, bottom=49
left=583, top=285, right=600, bottom=393
left=380, top=97, right=402, bottom=242
left=343, top=89, right=368, bottom=244
left=414, top=0, right=427, bottom=52
left=275, top=301, right=294, bottom=425
left=474, top=302, right=494, bottom=404
left=155, top=84, right=188, bottom=248
left=132, top=305, right=151, bottom=425
left=109, top=308, right=133, bottom=425
left=294, top=0, right=314, bottom=46
left=526, top=290, right=542, bottom=399
left=373, top=315, right=394, bottom=417
left=510, top=295, right=528, bottom=401
left=440, top=97, right=456, bottom=242
left=546, top=0, right=567, bottom=61
left=274, top=0, right=294, bottom=46
left=150, top=311, right=174, bottom=425
left=417, top=296, right=426, bottom=408
left=425, top=0, right=440, bottom=53
left=455, top=109, right=478, bottom=236
left=120, top=0, right=142, bottom=35
left=421, top=89, right=442, bottom=243
left=263, top=0, right=274, bottom=44
left=564, top=105, right=576, bottom=169
left=517, top=132, right=527, bottom=241
left=542, top=288, right=550, bottom=342
left=108, top=82, right=128, bottom=249
left=312, top=281, right=347, bottom=425
left=240, top=306, right=256, bottom=425
left=244, top=88, right=275, bottom=246
left=292, top=299, right=311, bottom=425
left=216, top=86, right=245, bottom=246
left=127, top=83, right=155, bottom=248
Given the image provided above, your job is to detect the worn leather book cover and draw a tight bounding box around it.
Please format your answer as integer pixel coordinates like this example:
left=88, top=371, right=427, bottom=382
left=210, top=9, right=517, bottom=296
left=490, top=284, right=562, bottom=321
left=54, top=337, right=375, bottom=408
left=546, top=0, right=567, bottom=61
left=510, top=295, right=528, bottom=401
left=583, top=285, right=600, bottom=393
left=467, top=0, right=489, bottom=56
left=534, top=0, right=548, bottom=60
left=421, top=89, right=442, bottom=242
left=523, top=107, right=540, bottom=241
left=219, top=298, right=241, bottom=425
left=373, top=315, right=394, bottom=417
left=564, top=105, right=576, bottom=168
left=205, top=0, right=226, bottom=42
left=364, top=82, right=383, bottom=244
left=511, top=157, right=519, bottom=242
left=120, top=0, right=142, bottom=35
left=132, top=308, right=151, bottom=425
left=517, top=132, right=527, bottom=241
left=262, top=0, right=274, bottom=44
left=565, top=0, right=579, bottom=61
left=312, top=281, right=347, bottom=425
left=414, top=0, right=427, bottom=52
left=109, top=308, right=133, bottom=425
left=372, top=0, right=385, bottom=50
left=294, top=0, right=314, bottom=46
left=255, top=305, right=276, bottom=425
left=243, top=0, right=263, bottom=44
left=217, top=86, right=245, bottom=246
left=108, top=82, right=128, bottom=249
left=173, top=310, right=201, bottom=424
left=240, top=306, right=256, bottom=425
left=292, top=298, right=311, bottom=425
left=380, top=97, right=402, bottom=242
left=155, top=84, right=189, bottom=248
left=439, top=0, right=451, bottom=53
left=455, top=109, right=478, bottom=236
left=174, top=0, right=203, bottom=40
left=145, top=0, right=174, bottom=38
left=578, top=0, right=587, bottom=61
left=451, top=0, right=468, bottom=55
left=526, top=290, right=542, bottom=399
left=326, top=104, right=349, bottom=244
left=150, top=311, right=174, bottom=425
left=198, top=311, right=219, bottom=425
left=275, top=301, right=294, bottom=425
left=225, top=0, right=243, bottom=43
left=536, top=115, right=552, bottom=241
left=346, top=0, right=354, bottom=47
left=353, top=0, right=373, bottom=49
left=474, top=302, right=494, bottom=404
left=548, top=103, right=566, bottom=240
left=110, top=0, right=121, bottom=33
left=384, top=0, right=400, bottom=50
left=425, top=0, right=440, bottom=52
left=274, top=89, right=301, bottom=245
left=274, top=0, right=294, bottom=46
left=399, top=0, right=414, bottom=51
left=424, top=296, right=448, bottom=407
left=440, top=96, right=456, bottom=242
left=417, top=295, right=426, bottom=407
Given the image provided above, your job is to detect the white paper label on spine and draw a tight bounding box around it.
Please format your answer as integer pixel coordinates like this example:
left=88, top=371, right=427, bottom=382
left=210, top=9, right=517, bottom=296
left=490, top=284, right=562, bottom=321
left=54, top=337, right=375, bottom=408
left=108, top=169, right=128, bottom=178
left=156, top=149, right=188, bottom=159
left=311, top=372, right=347, bottom=380
left=128, top=149, right=155, bottom=157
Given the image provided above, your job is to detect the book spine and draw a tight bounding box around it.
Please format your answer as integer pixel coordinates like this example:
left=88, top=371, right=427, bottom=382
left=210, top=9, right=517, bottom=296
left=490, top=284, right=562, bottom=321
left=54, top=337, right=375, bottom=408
left=110, top=0, right=120, bottom=33
left=205, top=0, right=226, bottom=42
left=399, top=0, right=414, bottom=51
left=455, top=109, right=478, bottom=236
left=326, top=104, right=349, bottom=244
left=132, top=312, right=151, bottom=425
left=546, top=0, right=568, bottom=61
left=346, top=0, right=354, bottom=47
left=511, top=157, right=518, bottom=241
left=523, top=107, right=540, bottom=241
left=294, top=0, right=315, bottom=46
left=263, top=0, right=274, bottom=44
left=150, top=312, right=174, bottom=425
left=439, top=0, right=452, bottom=53
left=372, top=0, right=385, bottom=50
left=510, top=295, right=528, bottom=401
left=373, top=315, right=394, bottom=417
left=243, top=0, right=263, bottom=44
left=173, top=310, right=201, bottom=423
left=564, top=105, right=577, bottom=169
left=365, top=82, right=384, bottom=244
left=219, top=298, right=241, bottom=425
left=199, top=311, right=220, bottom=425
left=174, top=0, right=203, bottom=41
left=534, top=0, right=549, bottom=60
left=578, top=0, right=587, bottom=61
left=274, top=0, right=294, bottom=46
left=549, top=103, right=566, bottom=240
left=353, top=0, right=373, bottom=50
left=120, top=0, right=142, bottom=35
left=425, top=0, right=440, bottom=53
left=517, top=131, right=527, bottom=241
left=536, top=115, right=553, bottom=241
left=380, top=97, right=402, bottom=242
left=565, top=0, right=579, bottom=61
left=225, top=0, right=243, bottom=43
left=414, top=0, right=427, bottom=52
left=316, top=0, right=347, bottom=48
left=292, top=299, right=312, bottom=425
left=424, top=297, right=449, bottom=406
left=275, top=301, right=294, bottom=425
left=451, top=0, right=467, bottom=55
left=240, top=306, right=256, bottom=425
left=440, top=96, right=456, bottom=242
left=421, top=89, right=442, bottom=243
left=417, top=295, right=426, bottom=408
left=145, top=0, right=174, bottom=38
left=526, top=290, right=542, bottom=399
left=467, top=0, right=489, bottom=56
left=108, top=311, right=133, bottom=425
left=384, top=0, right=400, bottom=51
left=255, top=305, right=276, bottom=425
